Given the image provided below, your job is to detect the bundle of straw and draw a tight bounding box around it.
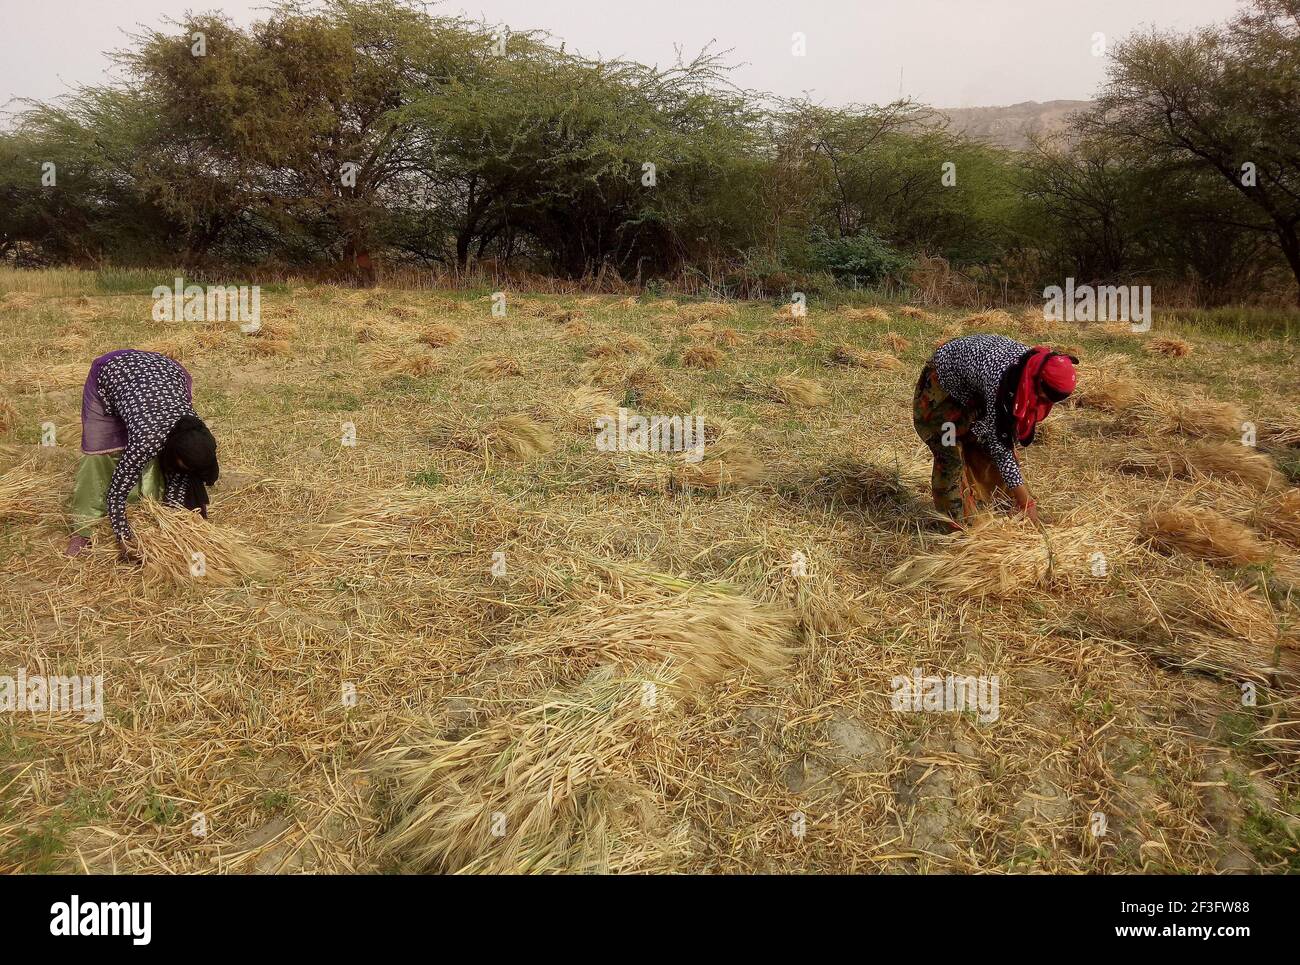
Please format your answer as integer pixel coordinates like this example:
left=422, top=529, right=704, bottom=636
left=588, top=335, right=651, bottom=359
left=558, top=386, right=620, bottom=432
left=677, top=301, right=737, bottom=323
left=1117, top=441, right=1284, bottom=492
left=682, top=345, right=724, bottom=370
left=961, top=309, right=1016, bottom=329
left=380, top=665, right=679, bottom=874
left=1074, top=375, right=1141, bottom=413
left=115, top=500, right=278, bottom=585
left=1140, top=506, right=1270, bottom=565
left=831, top=344, right=903, bottom=370
left=465, top=354, right=524, bottom=378
left=888, top=516, right=1125, bottom=598
left=368, top=343, right=443, bottom=377
left=749, top=375, right=828, bottom=407
left=841, top=307, right=891, bottom=323
left=417, top=323, right=462, bottom=348
left=1120, top=396, right=1246, bottom=439
left=480, top=415, right=555, bottom=459
left=614, top=434, right=764, bottom=493
left=1089, top=575, right=1293, bottom=683
left=1255, top=489, right=1300, bottom=546
left=760, top=325, right=818, bottom=344
left=500, top=573, right=797, bottom=690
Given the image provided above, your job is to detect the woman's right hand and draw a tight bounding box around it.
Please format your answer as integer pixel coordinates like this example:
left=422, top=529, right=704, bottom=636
left=117, top=538, right=142, bottom=565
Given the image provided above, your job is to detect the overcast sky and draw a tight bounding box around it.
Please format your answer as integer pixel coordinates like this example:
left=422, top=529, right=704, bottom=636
left=1, top=0, right=1245, bottom=112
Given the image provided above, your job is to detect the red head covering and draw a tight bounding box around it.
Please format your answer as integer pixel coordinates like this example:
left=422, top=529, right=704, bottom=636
left=1013, top=347, right=1076, bottom=444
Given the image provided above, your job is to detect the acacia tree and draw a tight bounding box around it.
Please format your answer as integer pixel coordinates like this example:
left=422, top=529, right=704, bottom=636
left=1085, top=0, right=1300, bottom=302
left=119, top=0, right=486, bottom=272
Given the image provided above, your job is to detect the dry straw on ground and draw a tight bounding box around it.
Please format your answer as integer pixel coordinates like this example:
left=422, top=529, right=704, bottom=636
left=0, top=462, right=62, bottom=521
left=831, top=344, right=903, bottom=370
left=3, top=277, right=1297, bottom=876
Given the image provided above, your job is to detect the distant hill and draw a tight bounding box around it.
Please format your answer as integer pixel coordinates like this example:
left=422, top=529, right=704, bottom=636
left=936, top=100, right=1092, bottom=151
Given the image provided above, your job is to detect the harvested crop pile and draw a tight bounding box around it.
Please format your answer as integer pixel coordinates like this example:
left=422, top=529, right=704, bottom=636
left=1088, top=574, right=1296, bottom=683
left=962, top=309, right=1016, bottom=329
left=103, top=499, right=278, bottom=586
left=1254, top=489, right=1300, bottom=546
left=1146, top=336, right=1191, bottom=358
left=353, top=315, right=409, bottom=343
left=138, top=334, right=199, bottom=362
left=466, top=354, right=524, bottom=378
left=677, top=301, right=736, bottom=323
left=431, top=412, right=556, bottom=460
left=8, top=362, right=84, bottom=393
left=615, top=432, right=764, bottom=493
left=807, top=460, right=917, bottom=514
left=1116, top=441, right=1283, bottom=492
left=1074, top=375, right=1141, bottom=413
left=1257, top=413, right=1300, bottom=448
left=761, top=324, right=818, bottom=344
left=883, top=332, right=912, bottom=353
left=897, top=306, right=936, bottom=322
left=481, top=415, right=555, bottom=459
left=889, top=516, right=1129, bottom=599
left=380, top=665, right=683, bottom=874
left=1140, top=506, right=1270, bottom=565
left=747, top=374, right=828, bottom=406
left=842, top=307, right=891, bottom=323
left=499, top=571, right=798, bottom=690
left=684, top=322, right=715, bottom=341
left=558, top=386, right=619, bottom=432
left=1119, top=395, right=1246, bottom=439
left=368, top=343, right=442, bottom=377
left=831, top=344, right=902, bottom=370
left=682, top=345, right=724, bottom=370
left=417, top=323, right=462, bottom=348
left=589, top=335, right=651, bottom=358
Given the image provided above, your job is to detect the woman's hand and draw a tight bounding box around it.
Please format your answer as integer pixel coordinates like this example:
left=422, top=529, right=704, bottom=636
left=1010, top=484, right=1040, bottom=524
left=117, top=538, right=142, bottom=565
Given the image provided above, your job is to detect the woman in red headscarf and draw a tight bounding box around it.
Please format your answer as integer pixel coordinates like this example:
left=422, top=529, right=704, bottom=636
left=912, top=333, right=1077, bottom=525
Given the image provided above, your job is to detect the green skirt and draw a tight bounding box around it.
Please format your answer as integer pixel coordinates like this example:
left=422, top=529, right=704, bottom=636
left=68, top=454, right=164, bottom=536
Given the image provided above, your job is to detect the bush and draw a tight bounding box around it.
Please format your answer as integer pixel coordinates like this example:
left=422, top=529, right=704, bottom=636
left=808, top=229, right=910, bottom=286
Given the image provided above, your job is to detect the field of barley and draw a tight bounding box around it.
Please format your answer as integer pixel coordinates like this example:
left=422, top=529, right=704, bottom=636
left=0, top=270, right=1297, bottom=873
